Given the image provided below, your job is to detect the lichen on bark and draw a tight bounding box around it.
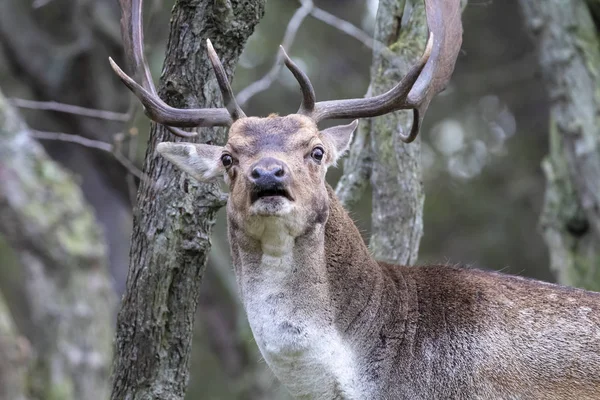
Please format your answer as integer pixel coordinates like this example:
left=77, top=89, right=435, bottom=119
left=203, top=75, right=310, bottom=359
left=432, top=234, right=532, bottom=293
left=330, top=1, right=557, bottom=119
left=368, top=0, right=428, bottom=265
left=0, top=88, right=115, bottom=400
left=519, top=0, right=600, bottom=290
left=0, top=292, right=28, bottom=400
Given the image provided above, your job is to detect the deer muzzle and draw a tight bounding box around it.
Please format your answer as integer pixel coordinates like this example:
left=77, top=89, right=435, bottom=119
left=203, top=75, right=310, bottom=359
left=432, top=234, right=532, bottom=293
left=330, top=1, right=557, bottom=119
left=249, top=157, right=293, bottom=203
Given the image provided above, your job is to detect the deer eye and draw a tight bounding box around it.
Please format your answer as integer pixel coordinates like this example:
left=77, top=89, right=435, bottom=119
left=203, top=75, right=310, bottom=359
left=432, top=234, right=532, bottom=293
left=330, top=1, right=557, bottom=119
left=311, top=147, right=324, bottom=163
left=221, top=154, right=233, bottom=168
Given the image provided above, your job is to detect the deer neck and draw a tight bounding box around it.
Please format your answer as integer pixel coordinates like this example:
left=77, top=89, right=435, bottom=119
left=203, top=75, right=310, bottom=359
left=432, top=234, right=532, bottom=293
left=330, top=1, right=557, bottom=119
left=227, top=184, right=382, bottom=397
left=228, top=184, right=378, bottom=320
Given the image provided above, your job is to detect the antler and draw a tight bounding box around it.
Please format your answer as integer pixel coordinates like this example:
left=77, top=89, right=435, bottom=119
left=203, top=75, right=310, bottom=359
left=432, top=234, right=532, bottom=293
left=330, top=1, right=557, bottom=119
left=108, top=0, right=245, bottom=137
left=282, top=0, right=463, bottom=143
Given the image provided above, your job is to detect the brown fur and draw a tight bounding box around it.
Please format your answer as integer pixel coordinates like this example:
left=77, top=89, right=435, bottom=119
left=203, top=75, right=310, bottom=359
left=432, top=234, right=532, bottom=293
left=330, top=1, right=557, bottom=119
left=158, top=114, right=600, bottom=399
left=323, top=184, right=600, bottom=399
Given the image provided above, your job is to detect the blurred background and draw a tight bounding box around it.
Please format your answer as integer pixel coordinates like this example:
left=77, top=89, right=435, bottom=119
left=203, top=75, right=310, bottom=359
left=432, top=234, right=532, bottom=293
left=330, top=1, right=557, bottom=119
left=0, top=0, right=595, bottom=398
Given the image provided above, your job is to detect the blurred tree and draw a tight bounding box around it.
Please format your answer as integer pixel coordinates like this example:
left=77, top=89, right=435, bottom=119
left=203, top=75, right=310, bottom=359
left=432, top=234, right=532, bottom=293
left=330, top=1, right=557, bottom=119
left=519, top=0, right=600, bottom=290
left=0, top=88, right=115, bottom=399
left=367, top=0, right=427, bottom=265
left=0, top=0, right=135, bottom=295
left=109, top=1, right=266, bottom=399
left=0, top=292, right=28, bottom=400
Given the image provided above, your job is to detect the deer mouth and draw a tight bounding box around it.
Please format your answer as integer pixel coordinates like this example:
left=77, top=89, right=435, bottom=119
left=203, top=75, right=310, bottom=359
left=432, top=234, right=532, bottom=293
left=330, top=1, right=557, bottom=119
left=250, top=187, right=293, bottom=204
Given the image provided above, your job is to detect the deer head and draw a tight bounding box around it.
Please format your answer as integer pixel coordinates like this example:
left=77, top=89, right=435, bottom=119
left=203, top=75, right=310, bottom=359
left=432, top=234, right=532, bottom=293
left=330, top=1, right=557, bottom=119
left=109, top=0, right=462, bottom=247
left=156, top=114, right=358, bottom=250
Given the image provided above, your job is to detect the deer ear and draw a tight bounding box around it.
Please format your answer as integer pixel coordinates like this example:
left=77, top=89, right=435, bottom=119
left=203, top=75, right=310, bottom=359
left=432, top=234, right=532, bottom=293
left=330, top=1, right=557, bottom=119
left=321, top=120, right=358, bottom=162
left=156, top=142, right=224, bottom=182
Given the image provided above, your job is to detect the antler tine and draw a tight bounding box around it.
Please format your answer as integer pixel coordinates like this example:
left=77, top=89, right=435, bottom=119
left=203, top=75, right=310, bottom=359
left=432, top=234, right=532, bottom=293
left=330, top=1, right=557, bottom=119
left=280, top=46, right=316, bottom=115
left=307, top=34, right=433, bottom=144
left=284, top=0, right=462, bottom=143
left=312, top=35, right=432, bottom=121
left=206, top=39, right=246, bottom=121
left=109, top=0, right=233, bottom=138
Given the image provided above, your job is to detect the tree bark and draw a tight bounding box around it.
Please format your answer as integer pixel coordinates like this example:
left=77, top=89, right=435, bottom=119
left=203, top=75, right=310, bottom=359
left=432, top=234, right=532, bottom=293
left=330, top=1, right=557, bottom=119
left=335, top=107, right=373, bottom=211
left=519, top=0, right=600, bottom=290
left=0, top=88, right=115, bottom=399
left=109, top=1, right=265, bottom=399
left=335, top=0, right=429, bottom=265
left=369, top=0, right=427, bottom=265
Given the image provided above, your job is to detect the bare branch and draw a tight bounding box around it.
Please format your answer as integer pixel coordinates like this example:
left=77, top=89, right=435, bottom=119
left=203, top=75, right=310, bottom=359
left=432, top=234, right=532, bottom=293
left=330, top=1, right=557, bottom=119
left=237, top=0, right=378, bottom=107
left=113, top=151, right=144, bottom=180
left=309, top=7, right=373, bottom=49
left=237, top=0, right=314, bottom=106
left=30, top=129, right=113, bottom=151
left=126, top=127, right=140, bottom=208
left=30, top=130, right=144, bottom=179
left=31, top=0, right=54, bottom=8
left=9, top=98, right=130, bottom=122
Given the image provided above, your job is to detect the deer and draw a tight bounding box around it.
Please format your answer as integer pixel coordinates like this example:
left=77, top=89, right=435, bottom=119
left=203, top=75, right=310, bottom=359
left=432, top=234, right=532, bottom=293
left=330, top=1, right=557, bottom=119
left=109, top=0, right=600, bottom=398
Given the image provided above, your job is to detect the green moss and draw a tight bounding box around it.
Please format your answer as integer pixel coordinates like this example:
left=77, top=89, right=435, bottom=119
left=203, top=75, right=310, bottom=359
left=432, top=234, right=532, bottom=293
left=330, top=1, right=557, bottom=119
left=372, top=119, right=395, bottom=162
left=47, top=381, right=75, bottom=400
left=19, top=151, right=105, bottom=266
left=389, top=33, right=424, bottom=56
left=570, top=253, right=600, bottom=291
left=56, top=210, right=102, bottom=260
left=28, top=360, right=75, bottom=400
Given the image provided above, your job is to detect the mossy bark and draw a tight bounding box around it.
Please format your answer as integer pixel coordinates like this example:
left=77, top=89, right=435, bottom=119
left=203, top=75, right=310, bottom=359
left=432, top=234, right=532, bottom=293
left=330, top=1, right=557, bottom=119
left=109, top=1, right=265, bottom=399
left=369, top=0, right=427, bottom=265
left=519, top=0, right=600, bottom=290
left=0, top=88, right=115, bottom=399
left=0, top=292, right=29, bottom=400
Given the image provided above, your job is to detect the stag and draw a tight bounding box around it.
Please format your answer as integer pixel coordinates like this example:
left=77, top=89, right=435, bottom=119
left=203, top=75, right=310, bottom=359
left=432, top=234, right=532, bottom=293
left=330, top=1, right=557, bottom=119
left=110, top=0, right=600, bottom=398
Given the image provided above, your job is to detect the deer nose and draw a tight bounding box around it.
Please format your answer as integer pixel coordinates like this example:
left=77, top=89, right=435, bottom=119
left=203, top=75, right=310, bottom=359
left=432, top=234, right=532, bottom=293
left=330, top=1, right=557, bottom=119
left=249, top=157, right=288, bottom=186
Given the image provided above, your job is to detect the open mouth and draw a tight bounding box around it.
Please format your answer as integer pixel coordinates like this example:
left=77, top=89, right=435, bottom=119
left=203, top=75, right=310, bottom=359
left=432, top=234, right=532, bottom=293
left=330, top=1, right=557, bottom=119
left=250, top=187, right=293, bottom=203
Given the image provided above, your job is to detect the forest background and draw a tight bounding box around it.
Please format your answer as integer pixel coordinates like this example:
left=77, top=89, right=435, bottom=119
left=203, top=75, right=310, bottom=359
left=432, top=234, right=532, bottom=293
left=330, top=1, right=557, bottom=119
left=0, top=0, right=599, bottom=399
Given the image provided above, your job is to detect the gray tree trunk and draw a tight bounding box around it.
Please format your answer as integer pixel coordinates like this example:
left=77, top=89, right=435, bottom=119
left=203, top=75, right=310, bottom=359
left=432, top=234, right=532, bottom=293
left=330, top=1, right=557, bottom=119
left=519, top=0, right=600, bottom=290
left=0, top=292, right=29, bottom=400
left=336, top=0, right=428, bottom=265
left=0, top=0, right=134, bottom=295
left=0, top=88, right=115, bottom=400
left=109, top=1, right=265, bottom=399
left=368, top=0, right=427, bottom=265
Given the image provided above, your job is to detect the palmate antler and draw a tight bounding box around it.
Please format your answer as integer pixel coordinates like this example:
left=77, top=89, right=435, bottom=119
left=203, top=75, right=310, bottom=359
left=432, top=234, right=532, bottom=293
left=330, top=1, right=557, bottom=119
left=109, top=0, right=462, bottom=143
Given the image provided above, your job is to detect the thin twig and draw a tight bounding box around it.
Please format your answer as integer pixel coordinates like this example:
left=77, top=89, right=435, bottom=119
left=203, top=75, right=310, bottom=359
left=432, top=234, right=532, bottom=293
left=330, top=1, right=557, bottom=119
left=30, top=130, right=144, bottom=179
left=309, top=8, right=373, bottom=49
left=9, top=98, right=129, bottom=122
left=30, top=130, right=113, bottom=151
left=236, top=0, right=379, bottom=107
left=309, top=8, right=397, bottom=67
left=32, top=0, right=54, bottom=8
left=113, top=151, right=144, bottom=180
left=126, top=127, right=140, bottom=208
left=236, top=0, right=314, bottom=106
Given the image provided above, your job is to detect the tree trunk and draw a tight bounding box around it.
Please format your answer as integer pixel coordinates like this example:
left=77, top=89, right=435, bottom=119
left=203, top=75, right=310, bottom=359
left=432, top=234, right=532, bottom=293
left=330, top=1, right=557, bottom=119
left=335, top=0, right=429, bottom=265
left=0, top=0, right=135, bottom=295
left=368, top=0, right=428, bottom=265
left=0, top=88, right=115, bottom=400
left=109, top=1, right=265, bottom=399
left=0, top=292, right=29, bottom=400
left=519, top=0, right=600, bottom=290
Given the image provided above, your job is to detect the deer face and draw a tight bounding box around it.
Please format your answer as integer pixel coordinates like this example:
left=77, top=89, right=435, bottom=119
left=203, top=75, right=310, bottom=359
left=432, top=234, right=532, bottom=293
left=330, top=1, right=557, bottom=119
left=156, top=114, right=357, bottom=240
